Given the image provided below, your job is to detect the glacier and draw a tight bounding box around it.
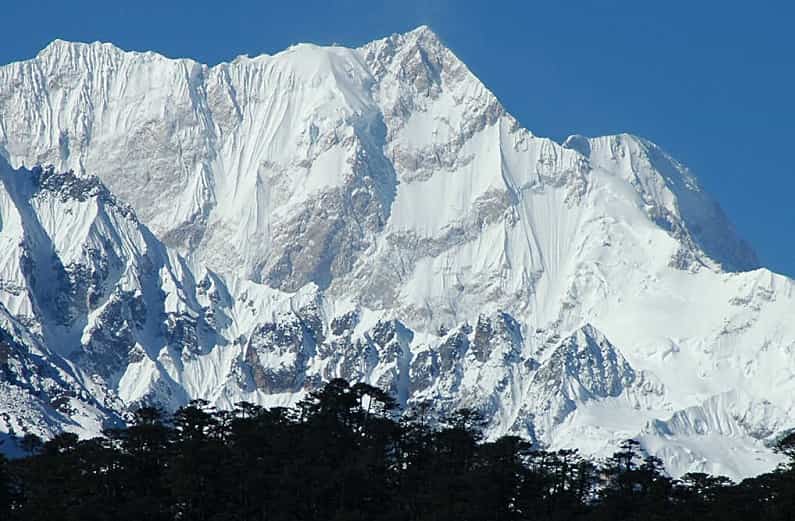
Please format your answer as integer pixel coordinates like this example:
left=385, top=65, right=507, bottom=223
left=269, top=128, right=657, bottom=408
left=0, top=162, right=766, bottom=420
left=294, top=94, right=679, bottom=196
left=0, top=26, right=793, bottom=479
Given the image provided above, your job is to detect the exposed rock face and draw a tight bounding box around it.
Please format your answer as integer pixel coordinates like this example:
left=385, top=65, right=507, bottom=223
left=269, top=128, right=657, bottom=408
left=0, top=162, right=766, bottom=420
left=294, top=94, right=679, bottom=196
left=245, top=315, right=313, bottom=394
left=0, top=27, right=792, bottom=480
left=524, top=325, right=637, bottom=442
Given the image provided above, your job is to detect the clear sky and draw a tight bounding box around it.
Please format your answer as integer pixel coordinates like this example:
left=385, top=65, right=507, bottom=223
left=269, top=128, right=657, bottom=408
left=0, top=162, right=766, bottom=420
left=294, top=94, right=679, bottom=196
left=4, top=0, right=794, bottom=275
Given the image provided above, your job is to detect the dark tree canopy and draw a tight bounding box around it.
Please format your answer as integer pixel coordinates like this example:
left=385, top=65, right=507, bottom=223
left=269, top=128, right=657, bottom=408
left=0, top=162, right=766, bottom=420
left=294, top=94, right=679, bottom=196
left=1, top=379, right=794, bottom=520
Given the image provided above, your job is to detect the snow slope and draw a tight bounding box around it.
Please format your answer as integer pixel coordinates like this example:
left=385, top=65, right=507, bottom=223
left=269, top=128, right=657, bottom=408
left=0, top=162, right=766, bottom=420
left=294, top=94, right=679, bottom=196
left=0, top=26, right=792, bottom=479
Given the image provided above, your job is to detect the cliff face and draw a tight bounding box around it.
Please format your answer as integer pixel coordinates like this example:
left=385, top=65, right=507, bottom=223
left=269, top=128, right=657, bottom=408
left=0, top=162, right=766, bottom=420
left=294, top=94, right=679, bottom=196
left=0, top=27, right=790, bottom=479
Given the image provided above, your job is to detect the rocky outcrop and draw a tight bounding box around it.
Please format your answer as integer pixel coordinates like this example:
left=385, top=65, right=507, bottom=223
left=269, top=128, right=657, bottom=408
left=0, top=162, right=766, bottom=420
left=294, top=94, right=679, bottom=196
left=0, top=28, right=793, bottom=480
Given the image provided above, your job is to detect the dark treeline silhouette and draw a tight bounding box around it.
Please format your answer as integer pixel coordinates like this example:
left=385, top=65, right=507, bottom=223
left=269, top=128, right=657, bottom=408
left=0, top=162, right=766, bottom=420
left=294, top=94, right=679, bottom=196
left=2, top=378, right=795, bottom=520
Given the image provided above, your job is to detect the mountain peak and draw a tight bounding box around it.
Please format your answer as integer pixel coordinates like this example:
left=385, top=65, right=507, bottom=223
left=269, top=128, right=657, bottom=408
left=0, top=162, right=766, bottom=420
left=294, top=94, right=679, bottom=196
left=37, top=38, right=122, bottom=57
left=404, top=24, right=443, bottom=44
left=361, top=24, right=450, bottom=63
left=0, top=28, right=791, bottom=480
left=408, top=24, right=435, bottom=35
left=563, top=132, right=759, bottom=272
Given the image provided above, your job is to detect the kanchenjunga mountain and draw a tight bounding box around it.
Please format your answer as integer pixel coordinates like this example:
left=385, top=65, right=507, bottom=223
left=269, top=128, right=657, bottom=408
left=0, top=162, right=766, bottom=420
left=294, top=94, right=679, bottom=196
left=0, top=26, right=792, bottom=479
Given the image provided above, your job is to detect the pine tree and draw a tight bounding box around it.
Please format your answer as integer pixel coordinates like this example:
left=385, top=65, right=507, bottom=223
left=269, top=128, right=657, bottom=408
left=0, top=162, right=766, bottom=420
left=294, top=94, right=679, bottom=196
left=0, top=452, right=11, bottom=519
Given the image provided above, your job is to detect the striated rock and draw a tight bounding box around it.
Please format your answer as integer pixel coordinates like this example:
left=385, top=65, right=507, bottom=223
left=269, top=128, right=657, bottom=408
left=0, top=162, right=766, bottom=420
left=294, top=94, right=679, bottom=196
left=0, top=28, right=792, bottom=480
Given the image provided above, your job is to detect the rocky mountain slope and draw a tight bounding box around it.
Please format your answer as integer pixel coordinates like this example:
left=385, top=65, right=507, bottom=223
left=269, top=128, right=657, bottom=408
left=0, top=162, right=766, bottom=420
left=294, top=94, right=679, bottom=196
left=0, top=27, right=793, bottom=478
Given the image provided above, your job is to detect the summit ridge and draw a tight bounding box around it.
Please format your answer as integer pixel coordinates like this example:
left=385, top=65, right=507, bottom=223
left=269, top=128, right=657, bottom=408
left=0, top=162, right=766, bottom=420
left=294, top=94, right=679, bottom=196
left=0, top=27, right=790, bottom=479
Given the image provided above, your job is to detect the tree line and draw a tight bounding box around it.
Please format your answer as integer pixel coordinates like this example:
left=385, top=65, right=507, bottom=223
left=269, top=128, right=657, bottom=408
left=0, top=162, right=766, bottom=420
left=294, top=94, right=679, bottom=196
left=1, top=378, right=794, bottom=520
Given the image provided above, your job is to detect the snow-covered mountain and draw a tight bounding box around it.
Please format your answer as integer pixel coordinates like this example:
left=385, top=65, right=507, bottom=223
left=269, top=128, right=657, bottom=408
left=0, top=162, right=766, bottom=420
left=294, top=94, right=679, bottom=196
left=0, top=26, right=793, bottom=479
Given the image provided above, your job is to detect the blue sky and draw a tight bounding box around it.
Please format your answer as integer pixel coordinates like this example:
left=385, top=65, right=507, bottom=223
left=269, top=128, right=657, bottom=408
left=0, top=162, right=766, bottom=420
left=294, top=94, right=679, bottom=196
left=5, top=0, right=794, bottom=275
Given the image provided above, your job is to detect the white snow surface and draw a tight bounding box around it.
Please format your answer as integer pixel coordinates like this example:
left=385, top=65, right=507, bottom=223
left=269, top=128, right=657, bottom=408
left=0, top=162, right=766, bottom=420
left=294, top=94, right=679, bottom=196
left=0, top=26, right=791, bottom=479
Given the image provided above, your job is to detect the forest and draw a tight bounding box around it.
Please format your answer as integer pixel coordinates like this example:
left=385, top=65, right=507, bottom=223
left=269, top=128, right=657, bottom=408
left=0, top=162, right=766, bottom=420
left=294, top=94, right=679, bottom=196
left=1, top=378, right=794, bottom=520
